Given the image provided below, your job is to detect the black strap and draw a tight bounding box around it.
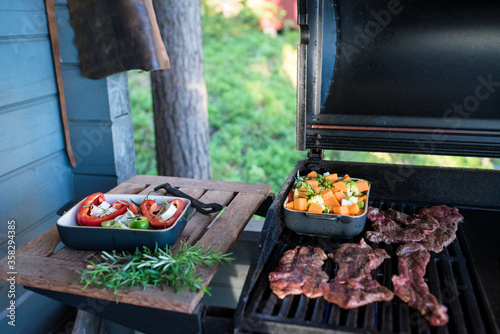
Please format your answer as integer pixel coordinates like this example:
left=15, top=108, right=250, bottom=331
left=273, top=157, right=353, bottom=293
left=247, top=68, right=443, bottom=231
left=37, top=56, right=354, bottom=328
left=154, top=183, right=223, bottom=214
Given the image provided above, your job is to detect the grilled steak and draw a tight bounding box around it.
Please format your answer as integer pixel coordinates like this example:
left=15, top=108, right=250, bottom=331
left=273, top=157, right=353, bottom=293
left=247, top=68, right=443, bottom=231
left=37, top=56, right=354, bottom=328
left=392, top=243, right=449, bottom=326
left=320, top=239, right=394, bottom=309
left=418, top=205, right=463, bottom=252
left=366, top=207, right=438, bottom=244
left=269, top=246, right=329, bottom=299
left=366, top=205, right=463, bottom=253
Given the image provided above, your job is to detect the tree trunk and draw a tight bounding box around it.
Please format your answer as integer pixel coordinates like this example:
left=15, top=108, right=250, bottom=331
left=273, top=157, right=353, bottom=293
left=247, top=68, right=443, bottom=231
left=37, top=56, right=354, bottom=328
left=151, top=0, right=212, bottom=179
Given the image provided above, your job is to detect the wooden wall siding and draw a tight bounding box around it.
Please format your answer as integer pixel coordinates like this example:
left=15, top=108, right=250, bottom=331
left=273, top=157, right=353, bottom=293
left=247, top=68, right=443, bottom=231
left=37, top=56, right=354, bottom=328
left=0, top=0, right=75, bottom=331
left=55, top=0, right=137, bottom=199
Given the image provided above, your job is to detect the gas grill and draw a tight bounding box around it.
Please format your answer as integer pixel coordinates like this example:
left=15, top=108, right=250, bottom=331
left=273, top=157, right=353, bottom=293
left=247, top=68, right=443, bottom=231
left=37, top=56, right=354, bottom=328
left=235, top=0, right=500, bottom=333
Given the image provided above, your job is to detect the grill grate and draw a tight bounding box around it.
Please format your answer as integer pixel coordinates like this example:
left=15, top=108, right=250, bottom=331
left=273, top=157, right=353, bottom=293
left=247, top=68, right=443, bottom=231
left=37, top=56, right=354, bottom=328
left=239, top=202, right=493, bottom=334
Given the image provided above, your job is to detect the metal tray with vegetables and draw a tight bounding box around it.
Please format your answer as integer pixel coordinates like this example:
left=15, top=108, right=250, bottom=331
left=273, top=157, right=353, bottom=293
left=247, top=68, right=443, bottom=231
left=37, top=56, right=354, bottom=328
left=57, top=193, right=192, bottom=251
left=283, top=171, right=371, bottom=238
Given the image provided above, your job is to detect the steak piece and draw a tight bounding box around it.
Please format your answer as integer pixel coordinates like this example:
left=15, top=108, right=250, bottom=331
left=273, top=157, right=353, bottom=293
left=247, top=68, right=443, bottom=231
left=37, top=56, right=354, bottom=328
left=269, top=246, right=329, bottom=299
left=392, top=243, right=449, bottom=326
left=320, top=239, right=393, bottom=309
left=366, top=207, right=438, bottom=244
left=418, top=205, right=463, bottom=253
left=366, top=205, right=463, bottom=253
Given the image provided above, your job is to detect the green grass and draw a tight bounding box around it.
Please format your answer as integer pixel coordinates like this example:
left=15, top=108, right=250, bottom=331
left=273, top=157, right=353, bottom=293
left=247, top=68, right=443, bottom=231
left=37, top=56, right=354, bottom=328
left=128, top=3, right=496, bottom=194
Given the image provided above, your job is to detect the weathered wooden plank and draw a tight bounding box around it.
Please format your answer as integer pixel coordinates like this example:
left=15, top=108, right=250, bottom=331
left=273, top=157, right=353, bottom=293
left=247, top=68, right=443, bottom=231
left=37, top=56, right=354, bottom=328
left=177, top=187, right=205, bottom=199
left=71, top=310, right=101, bottom=334
left=197, top=192, right=267, bottom=254
left=107, top=182, right=148, bottom=195
left=174, top=190, right=235, bottom=247
left=52, top=247, right=93, bottom=263
left=0, top=97, right=64, bottom=175
left=73, top=174, right=118, bottom=200
left=0, top=40, right=57, bottom=109
left=0, top=254, right=201, bottom=313
left=128, top=175, right=272, bottom=196
left=0, top=10, right=48, bottom=37
left=1, top=177, right=271, bottom=315
left=0, top=152, right=74, bottom=232
left=18, top=226, right=60, bottom=257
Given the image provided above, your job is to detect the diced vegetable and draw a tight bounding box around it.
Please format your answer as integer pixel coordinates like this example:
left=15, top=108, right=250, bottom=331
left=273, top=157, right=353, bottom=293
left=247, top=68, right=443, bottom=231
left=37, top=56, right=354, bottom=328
left=333, top=206, right=350, bottom=215
left=307, top=194, right=325, bottom=208
left=333, top=181, right=347, bottom=192
left=334, top=191, right=346, bottom=202
left=294, top=198, right=308, bottom=211
left=325, top=173, right=338, bottom=182
left=339, top=174, right=352, bottom=182
left=308, top=202, right=323, bottom=213
left=321, top=188, right=334, bottom=200
left=287, top=171, right=370, bottom=216
left=356, top=180, right=369, bottom=193
left=306, top=180, right=319, bottom=188
left=307, top=171, right=318, bottom=179
left=324, top=196, right=340, bottom=209
left=348, top=203, right=360, bottom=215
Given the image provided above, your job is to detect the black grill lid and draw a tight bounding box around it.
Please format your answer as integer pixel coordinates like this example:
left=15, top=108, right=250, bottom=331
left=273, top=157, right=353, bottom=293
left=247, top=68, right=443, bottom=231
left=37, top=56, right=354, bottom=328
left=297, top=0, right=500, bottom=157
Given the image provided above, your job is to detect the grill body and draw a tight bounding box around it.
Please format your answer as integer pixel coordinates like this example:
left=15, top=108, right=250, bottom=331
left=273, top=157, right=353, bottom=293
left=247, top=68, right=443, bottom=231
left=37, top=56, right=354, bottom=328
left=236, top=0, right=500, bottom=332
left=235, top=160, right=500, bottom=334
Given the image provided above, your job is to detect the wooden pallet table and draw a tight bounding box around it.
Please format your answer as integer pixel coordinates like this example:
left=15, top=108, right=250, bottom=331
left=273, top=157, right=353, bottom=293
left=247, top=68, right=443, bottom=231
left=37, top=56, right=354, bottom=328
left=0, top=175, right=272, bottom=314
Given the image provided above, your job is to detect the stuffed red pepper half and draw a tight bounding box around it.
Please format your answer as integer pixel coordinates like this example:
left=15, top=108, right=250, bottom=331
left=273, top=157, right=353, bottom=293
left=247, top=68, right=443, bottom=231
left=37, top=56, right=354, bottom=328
left=141, top=199, right=185, bottom=229
left=76, top=192, right=129, bottom=226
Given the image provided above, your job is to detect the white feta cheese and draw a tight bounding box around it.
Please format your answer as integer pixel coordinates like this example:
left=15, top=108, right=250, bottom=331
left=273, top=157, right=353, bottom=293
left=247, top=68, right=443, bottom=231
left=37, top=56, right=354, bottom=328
left=91, top=201, right=111, bottom=216
left=114, top=209, right=135, bottom=226
left=160, top=203, right=178, bottom=221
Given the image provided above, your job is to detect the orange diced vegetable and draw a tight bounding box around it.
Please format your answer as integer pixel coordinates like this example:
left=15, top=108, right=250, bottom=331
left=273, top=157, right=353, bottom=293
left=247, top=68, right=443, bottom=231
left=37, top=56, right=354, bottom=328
left=348, top=203, right=360, bottom=215
left=314, top=187, right=321, bottom=194
left=334, top=191, right=346, bottom=202
left=321, top=188, right=334, bottom=200
left=339, top=174, right=352, bottom=182
left=308, top=202, right=323, bottom=213
left=333, top=181, right=347, bottom=192
left=298, top=188, right=308, bottom=198
left=294, top=198, right=308, bottom=211
left=356, top=180, right=369, bottom=193
left=325, top=173, right=338, bottom=183
left=333, top=205, right=350, bottom=215
left=306, top=180, right=319, bottom=188
left=324, top=196, right=340, bottom=209
left=358, top=195, right=367, bottom=203
left=307, top=171, right=318, bottom=179
left=286, top=201, right=295, bottom=210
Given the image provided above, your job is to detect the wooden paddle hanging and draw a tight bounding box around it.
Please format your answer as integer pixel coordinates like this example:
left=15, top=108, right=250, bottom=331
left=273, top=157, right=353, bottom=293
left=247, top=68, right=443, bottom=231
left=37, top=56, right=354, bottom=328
left=45, top=0, right=76, bottom=167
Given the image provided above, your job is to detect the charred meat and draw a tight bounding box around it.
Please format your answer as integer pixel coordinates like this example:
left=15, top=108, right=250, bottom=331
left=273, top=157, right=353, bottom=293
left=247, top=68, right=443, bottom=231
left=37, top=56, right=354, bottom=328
left=366, top=207, right=438, bottom=244
left=366, top=205, right=463, bottom=253
left=320, top=239, right=394, bottom=309
left=269, top=246, right=329, bottom=299
left=392, top=242, right=449, bottom=326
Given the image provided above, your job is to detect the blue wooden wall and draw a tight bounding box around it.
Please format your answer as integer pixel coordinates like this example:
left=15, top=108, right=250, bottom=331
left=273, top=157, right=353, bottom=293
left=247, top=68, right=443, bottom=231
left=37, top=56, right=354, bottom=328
left=0, top=0, right=136, bottom=332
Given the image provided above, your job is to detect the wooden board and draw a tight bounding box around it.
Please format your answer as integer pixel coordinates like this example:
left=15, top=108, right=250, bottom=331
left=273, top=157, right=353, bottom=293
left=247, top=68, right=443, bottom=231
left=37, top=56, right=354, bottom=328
left=0, top=176, right=271, bottom=314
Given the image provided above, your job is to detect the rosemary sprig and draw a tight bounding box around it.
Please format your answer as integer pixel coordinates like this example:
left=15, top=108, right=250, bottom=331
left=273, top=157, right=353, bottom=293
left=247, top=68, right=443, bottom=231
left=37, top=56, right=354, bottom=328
left=76, top=243, right=234, bottom=301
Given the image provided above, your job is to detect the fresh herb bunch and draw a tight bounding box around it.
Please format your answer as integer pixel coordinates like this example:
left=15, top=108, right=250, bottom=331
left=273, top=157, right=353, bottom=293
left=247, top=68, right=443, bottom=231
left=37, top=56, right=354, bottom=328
left=77, top=243, right=234, bottom=301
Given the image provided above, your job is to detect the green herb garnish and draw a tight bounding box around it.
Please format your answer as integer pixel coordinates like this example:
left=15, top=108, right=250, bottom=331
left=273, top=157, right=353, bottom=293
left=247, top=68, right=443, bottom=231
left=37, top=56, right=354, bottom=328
left=76, top=243, right=234, bottom=301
